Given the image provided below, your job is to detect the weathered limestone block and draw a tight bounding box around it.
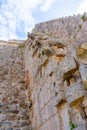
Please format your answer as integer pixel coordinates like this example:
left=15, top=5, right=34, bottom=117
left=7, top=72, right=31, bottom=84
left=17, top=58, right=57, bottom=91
left=59, top=56, right=77, bottom=79
left=0, top=41, right=31, bottom=130
left=82, top=97, right=87, bottom=108
left=76, top=19, right=87, bottom=42
left=34, top=99, right=40, bottom=117
left=56, top=92, right=66, bottom=104
left=65, top=81, right=85, bottom=104
left=51, top=114, right=60, bottom=130
left=38, top=91, right=44, bottom=110
left=42, top=120, right=51, bottom=130
left=42, top=89, right=51, bottom=106
left=81, top=42, right=87, bottom=50
left=76, top=42, right=87, bottom=63
left=74, top=125, right=87, bottom=130
left=80, top=64, right=87, bottom=89
left=57, top=101, right=70, bottom=130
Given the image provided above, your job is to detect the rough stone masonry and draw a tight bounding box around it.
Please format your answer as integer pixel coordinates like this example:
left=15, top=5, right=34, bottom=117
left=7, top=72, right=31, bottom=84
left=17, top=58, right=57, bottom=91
left=0, top=40, right=31, bottom=130
left=25, top=13, right=87, bottom=130
left=0, top=13, right=87, bottom=130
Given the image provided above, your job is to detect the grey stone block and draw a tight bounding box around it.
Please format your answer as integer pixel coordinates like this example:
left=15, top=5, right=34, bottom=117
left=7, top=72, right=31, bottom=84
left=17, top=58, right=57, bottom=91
left=2, top=122, right=12, bottom=129
left=65, top=81, right=85, bottom=104
left=59, top=56, right=77, bottom=79
left=74, top=125, right=87, bottom=130
left=80, top=64, right=87, bottom=89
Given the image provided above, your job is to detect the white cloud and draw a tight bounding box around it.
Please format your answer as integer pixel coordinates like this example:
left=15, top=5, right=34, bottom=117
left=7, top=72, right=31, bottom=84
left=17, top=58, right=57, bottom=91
left=40, top=0, right=55, bottom=12
left=0, top=0, right=57, bottom=40
left=76, top=0, right=87, bottom=14
left=0, top=26, right=9, bottom=40
left=0, top=0, right=43, bottom=40
left=0, top=14, right=7, bottom=25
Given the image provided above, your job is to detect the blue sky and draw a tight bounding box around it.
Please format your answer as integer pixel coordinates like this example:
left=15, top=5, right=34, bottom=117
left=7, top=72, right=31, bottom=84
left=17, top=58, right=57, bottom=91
left=0, top=0, right=87, bottom=40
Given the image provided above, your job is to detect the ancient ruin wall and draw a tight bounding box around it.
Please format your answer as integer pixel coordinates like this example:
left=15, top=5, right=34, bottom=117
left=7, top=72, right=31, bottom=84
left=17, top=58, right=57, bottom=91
left=33, top=13, right=87, bottom=44
left=0, top=41, right=31, bottom=130
left=25, top=14, right=87, bottom=130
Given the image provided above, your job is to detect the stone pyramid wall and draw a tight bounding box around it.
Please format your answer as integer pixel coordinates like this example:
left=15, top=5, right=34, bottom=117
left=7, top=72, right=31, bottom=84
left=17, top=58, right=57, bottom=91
left=0, top=41, right=31, bottom=130
left=25, top=13, right=87, bottom=130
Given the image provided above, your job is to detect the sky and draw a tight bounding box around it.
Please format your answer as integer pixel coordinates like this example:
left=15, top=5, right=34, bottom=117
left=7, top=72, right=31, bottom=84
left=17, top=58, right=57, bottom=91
left=0, top=0, right=87, bottom=40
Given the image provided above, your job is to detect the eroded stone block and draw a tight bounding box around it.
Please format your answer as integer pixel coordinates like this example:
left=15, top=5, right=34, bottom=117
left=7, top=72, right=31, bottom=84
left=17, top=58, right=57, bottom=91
left=80, top=64, right=87, bottom=89
left=57, top=101, right=70, bottom=130
left=59, top=56, right=77, bottom=79
left=66, top=81, right=85, bottom=104
left=51, top=115, right=60, bottom=130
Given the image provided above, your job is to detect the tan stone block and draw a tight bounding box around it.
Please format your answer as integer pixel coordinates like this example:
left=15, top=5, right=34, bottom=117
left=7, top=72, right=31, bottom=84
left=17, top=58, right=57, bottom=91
left=81, top=42, right=87, bottom=50
left=82, top=97, right=87, bottom=107
left=77, top=48, right=84, bottom=56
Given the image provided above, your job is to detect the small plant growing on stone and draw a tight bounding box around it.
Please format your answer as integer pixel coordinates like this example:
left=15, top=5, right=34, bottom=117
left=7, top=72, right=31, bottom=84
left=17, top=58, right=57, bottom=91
left=81, top=14, right=87, bottom=21
left=79, top=24, right=82, bottom=30
left=69, top=122, right=77, bottom=130
left=19, top=44, right=25, bottom=48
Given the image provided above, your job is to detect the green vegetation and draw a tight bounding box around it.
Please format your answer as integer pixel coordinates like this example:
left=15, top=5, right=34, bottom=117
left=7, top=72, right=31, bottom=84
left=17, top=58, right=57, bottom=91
left=69, top=122, right=77, bottom=130
left=81, top=14, right=87, bottom=21
left=79, top=24, right=82, bottom=30
left=19, top=44, right=25, bottom=48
